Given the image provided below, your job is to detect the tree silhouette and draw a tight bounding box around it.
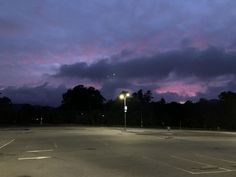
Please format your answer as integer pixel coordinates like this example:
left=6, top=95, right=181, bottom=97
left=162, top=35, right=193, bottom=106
left=61, top=85, right=105, bottom=124
left=131, top=89, right=153, bottom=127
left=1, top=87, right=236, bottom=130
left=219, top=91, right=236, bottom=129
left=0, top=95, right=13, bottom=124
left=61, top=85, right=105, bottom=110
left=0, top=96, right=12, bottom=110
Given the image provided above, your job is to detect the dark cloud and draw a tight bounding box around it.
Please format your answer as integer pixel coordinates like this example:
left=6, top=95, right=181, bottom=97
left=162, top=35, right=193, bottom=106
left=55, top=60, right=109, bottom=81
left=54, top=47, right=236, bottom=81
left=2, top=47, right=236, bottom=106
left=198, top=79, right=236, bottom=99
left=53, top=47, right=236, bottom=101
left=100, top=79, right=132, bottom=99
left=1, top=83, right=66, bottom=107
left=0, top=18, right=22, bottom=34
left=180, top=38, right=193, bottom=48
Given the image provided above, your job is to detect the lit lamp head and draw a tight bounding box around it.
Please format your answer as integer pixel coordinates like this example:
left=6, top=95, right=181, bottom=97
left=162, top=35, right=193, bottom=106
left=119, top=94, right=125, bottom=100
left=119, top=92, right=130, bottom=100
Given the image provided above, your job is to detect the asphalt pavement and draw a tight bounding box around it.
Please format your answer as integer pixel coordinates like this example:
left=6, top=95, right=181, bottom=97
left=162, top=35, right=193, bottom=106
left=0, top=127, right=236, bottom=177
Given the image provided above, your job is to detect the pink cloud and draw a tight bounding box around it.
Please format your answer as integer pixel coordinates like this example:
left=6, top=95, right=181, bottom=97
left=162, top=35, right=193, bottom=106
left=192, top=35, right=208, bottom=49
left=155, top=81, right=207, bottom=97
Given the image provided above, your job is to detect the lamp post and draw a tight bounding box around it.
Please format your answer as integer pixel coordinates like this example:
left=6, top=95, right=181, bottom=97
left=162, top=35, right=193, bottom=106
left=119, top=92, right=130, bottom=131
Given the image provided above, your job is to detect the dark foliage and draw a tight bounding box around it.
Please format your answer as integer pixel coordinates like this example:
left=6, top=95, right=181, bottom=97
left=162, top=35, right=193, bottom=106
left=0, top=87, right=236, bottom=130
left=61, top=85, right=105, bottom=110
left=0, top=94, right=13, bottom=124
left=60, top=85, right=105, bottom=124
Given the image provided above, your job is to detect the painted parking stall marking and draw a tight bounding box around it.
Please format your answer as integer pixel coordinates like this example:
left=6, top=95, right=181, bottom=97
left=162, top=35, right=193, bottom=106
left=170, top=155, right=236, bottom=175
left=0, top=139, right=15, bottom=150
left=18, top=156, right=51, bottom=160
left=27, top=149, right=53, bottom=153
left=18, top=146, right=55, bottom=161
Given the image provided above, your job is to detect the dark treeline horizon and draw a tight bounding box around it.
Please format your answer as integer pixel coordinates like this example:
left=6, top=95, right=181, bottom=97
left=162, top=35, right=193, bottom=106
left=0, top=85, right=236, bottom=131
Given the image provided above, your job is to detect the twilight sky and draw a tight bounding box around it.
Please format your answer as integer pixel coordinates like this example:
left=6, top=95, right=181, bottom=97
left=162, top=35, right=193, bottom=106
left=0, top=0, right=236, bottom=106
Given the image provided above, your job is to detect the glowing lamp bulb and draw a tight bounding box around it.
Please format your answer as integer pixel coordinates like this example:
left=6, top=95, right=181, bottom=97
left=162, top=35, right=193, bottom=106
left=119, top=94, right=125, bottom=99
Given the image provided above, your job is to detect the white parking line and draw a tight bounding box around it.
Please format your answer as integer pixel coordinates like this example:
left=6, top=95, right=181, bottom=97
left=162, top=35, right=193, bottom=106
left=142, top=155, right=195, bottom=174
left=0, top=139, right=15, bottom=149
left=171, top=155, right=212, bottom=166
left=196, top=154, right=236, bottom=164
left=174, top=164, right=236, bottom=175
left=18, top=156, right=51, bottom=160
left=173, top=164, right=235, bottom=175
left=221, top=159, right=236, bottom=164
left=190, top=169, right=236, bottom=175
left=27, top=149, right=53, bottom=153
left=170, top=166, right=196, bottom=174
left=142, top=155, right=235, bottom=175
left=170, top=155, right=235, bottom=175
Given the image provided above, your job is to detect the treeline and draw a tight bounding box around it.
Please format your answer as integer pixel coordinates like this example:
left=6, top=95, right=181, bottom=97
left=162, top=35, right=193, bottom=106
left=0, top=85, right=236, bottom=130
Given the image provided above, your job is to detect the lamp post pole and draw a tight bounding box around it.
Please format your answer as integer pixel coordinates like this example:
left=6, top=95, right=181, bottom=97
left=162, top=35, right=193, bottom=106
left=120, top=92, right=129, bottom=131
left=124, top=96, right=127, bottom=130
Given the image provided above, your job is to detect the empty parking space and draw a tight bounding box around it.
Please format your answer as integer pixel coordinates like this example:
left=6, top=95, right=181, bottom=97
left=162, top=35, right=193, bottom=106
left=0, top=127, right=236, bottom=177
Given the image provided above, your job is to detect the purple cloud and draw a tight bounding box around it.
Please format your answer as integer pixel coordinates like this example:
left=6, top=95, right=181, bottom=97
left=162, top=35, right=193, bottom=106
left=52, top=47, right=236, bottom=102
left=1, top=83, right=66, bottom=106
left=0, top=0, right=235, bottom=105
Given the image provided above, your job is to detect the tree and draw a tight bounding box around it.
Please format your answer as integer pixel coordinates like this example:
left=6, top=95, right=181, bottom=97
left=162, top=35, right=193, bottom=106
left=219, top=91, right=236, bottom=104
left=132, top=89, right=153, bottom=104
left=0, top=95, right=13, bottom=124
left=0, top=96, right=12, bottom=110
left=218, top=91, right=236, bottom=129
left=61, top=85, right=105, bottom=110
left=61, top=85, right=105, bottom=124
left=131, top=89, right=153, bottom=127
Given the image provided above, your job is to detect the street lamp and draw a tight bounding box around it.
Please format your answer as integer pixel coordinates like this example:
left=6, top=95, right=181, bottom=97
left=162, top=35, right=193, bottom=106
left=119, top=92, right=130, bottom=131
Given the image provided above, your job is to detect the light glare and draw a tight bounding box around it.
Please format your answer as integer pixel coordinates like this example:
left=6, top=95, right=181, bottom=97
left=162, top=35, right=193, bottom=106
left=119, top=94, right=124, bottom=99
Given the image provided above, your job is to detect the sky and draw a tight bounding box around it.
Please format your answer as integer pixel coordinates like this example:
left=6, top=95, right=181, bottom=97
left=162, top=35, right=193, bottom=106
left=0, top=0, right=236, bottom=106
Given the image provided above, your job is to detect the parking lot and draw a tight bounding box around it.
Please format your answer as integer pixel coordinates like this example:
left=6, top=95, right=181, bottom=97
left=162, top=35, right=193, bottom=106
left=1, top=127, right=236, bottom=177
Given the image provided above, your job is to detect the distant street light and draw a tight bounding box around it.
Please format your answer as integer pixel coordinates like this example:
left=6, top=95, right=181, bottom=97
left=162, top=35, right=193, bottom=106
left=40, top=116, right=43, bottom=125
left=119, top=92, right=130, bottom=131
